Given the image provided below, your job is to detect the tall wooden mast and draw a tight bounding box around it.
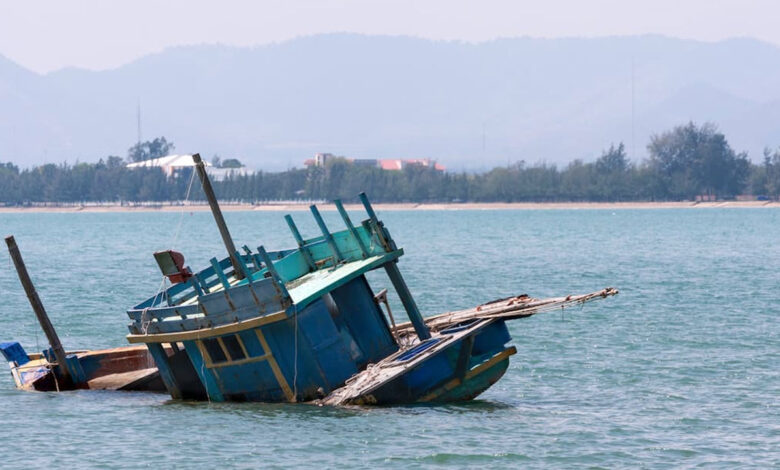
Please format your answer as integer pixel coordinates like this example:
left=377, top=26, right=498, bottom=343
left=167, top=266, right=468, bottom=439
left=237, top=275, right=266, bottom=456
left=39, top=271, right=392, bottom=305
left=191, top=153, right=244, bottom=279
left=5, top=235, right=71, bottom=383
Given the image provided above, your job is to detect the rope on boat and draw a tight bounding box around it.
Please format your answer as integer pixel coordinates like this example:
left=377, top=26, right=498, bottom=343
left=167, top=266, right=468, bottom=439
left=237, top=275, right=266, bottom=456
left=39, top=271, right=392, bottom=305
left=44, top=362, right=60, bottom=392
left=170, top=168, right=197, bottom=249
left=292, top=302, right=299, bottom=402
left=194, top=327, right=212, bottom=404
left=141, top=307, right=151, bottom=335
left=146, top=168, right=197, bottom=330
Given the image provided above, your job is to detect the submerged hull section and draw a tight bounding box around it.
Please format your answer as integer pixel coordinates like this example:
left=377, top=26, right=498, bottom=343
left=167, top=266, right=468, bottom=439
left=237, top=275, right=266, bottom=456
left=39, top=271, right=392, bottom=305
left=0, top=342, right=165, bottom=392
left=320, top=319, right=516, bottom=406
left=130, top=275, right=400, bottom=403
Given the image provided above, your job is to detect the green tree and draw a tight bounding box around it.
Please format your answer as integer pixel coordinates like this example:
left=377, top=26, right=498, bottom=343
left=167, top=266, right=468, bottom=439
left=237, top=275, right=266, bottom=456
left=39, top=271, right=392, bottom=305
left=221, top=158, right=243, bottom=168
left=762, top=147, right=780, bottom=199
left=594, top=143, right=631, bottom=201
left=127, top=137, right=175, bottom=163
left=647, top=122, right=748, bottom=200
left=595, top=143, right=628, bottom=174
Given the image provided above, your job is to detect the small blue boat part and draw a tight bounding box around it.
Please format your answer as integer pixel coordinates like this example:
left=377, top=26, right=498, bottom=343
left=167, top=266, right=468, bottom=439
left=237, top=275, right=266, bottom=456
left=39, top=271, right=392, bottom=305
left=125, top=154, right=617, bottom=404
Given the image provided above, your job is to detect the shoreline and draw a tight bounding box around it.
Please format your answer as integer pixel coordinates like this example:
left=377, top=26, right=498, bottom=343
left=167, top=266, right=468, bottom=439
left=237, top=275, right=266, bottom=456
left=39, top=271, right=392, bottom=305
left=0, top=200, right=778, bottom=213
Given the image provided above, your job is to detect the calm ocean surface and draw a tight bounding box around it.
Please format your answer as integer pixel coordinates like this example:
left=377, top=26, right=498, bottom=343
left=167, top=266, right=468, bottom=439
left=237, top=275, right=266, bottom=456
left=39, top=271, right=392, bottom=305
left=0, top=208, right=778, bottom=469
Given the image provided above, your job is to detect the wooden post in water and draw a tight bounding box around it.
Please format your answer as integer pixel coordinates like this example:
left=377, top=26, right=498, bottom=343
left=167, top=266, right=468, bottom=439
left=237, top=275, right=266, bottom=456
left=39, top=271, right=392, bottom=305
left=5, top=236, right=71, bottom=383
left=384, top=261, right=431, bottom=341
left=191, top=153, right=244, bottom=280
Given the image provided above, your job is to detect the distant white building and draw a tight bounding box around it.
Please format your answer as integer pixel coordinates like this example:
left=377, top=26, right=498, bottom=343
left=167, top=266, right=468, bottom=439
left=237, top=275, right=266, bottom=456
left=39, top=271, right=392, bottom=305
left=303, top=152, right=446, bottom=171
left=126, top=154, right=252, bottom=180
left=126, top=154, right=209, bottom=177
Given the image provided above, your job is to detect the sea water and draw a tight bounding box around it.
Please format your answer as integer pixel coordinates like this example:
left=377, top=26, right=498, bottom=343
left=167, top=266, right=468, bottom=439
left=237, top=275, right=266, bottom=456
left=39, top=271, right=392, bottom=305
left=0, top=208, right=777, bottom=468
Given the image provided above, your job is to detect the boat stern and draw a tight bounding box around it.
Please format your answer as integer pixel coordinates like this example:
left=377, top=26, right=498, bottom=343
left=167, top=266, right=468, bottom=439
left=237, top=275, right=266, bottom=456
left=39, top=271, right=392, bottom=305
left=0, top=342, right=46, bottom=390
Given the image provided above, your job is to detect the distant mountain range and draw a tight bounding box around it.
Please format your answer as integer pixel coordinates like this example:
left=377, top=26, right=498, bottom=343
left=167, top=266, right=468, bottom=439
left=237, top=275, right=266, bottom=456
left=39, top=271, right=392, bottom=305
left=1, top=34, right=779, bottom=171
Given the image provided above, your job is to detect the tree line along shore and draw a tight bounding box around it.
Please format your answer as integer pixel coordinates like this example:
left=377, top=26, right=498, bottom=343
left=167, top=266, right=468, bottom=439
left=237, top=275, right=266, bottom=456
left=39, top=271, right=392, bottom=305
left=1, top=122, right=779, bottom=206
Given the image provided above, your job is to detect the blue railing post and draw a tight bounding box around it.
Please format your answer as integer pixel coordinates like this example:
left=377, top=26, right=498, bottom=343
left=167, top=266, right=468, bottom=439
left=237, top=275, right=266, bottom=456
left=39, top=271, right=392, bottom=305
left=233, top=251, right=253, bottom=284
left=334, top=199, right=369, bottom=258
left=359, top=192, right=378, bottom=223
left=146, top=343, right=182, bottom=399
left=309, top=205, right=343, bottom=262
left=284, top=214, right=316, bottom=270
left=209, top=258, right=231, bottom=290
left=258, top=246, right=291, bottom=301
left=384, top=262, right=431, bottom=340
left=359, top=193, right=396, bottom=252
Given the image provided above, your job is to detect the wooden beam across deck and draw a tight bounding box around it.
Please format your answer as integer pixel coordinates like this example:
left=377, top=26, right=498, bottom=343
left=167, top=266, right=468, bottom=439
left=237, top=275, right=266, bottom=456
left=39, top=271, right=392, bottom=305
left=126, top=311, right=288, bottom=343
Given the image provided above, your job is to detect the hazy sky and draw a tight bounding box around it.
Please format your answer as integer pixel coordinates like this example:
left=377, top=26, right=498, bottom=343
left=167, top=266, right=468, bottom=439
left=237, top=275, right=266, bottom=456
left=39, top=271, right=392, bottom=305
left=1, top=0, right=778, bottom=73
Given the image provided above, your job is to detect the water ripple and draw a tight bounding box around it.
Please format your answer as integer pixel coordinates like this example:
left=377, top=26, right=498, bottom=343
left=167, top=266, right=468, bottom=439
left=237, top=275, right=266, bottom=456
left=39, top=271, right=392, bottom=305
left=0, top=209, right=778, bottom=468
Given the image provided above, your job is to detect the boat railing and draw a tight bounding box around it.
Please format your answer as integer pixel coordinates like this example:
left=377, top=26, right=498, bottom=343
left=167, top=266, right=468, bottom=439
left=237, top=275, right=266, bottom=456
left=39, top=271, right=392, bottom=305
left=128, top=194, right=403, bottom=328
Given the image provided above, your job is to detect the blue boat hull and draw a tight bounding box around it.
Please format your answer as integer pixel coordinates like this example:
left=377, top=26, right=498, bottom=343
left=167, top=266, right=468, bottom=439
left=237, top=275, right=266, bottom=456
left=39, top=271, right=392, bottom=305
left=328, top=320, right=516, bottom=405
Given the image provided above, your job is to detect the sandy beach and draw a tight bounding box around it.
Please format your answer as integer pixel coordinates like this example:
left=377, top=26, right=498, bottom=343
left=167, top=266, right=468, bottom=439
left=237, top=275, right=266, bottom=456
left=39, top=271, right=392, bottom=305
left=0, top=200, right=778, bottom=213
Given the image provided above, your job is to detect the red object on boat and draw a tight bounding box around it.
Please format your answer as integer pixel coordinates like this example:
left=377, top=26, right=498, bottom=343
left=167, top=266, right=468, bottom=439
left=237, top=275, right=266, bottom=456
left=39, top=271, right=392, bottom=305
left=153, top=250, right=192, bottom=284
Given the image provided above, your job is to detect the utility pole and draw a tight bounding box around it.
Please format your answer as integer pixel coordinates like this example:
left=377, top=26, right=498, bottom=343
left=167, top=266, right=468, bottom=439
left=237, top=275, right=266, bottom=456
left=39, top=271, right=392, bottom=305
left=631, top=58, right=636, bottom=160
left=137, top=98, right=142, bottom=145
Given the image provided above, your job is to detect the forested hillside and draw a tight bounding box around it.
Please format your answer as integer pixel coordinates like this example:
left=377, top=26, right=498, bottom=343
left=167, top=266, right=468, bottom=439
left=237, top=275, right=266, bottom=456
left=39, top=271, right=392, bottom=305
left=1, top=124, right=778, bottom=204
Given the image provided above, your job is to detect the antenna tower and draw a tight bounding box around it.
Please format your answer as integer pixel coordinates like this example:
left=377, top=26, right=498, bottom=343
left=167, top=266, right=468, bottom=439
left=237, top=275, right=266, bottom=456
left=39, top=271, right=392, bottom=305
left=136, top=99, right=142, bottom=145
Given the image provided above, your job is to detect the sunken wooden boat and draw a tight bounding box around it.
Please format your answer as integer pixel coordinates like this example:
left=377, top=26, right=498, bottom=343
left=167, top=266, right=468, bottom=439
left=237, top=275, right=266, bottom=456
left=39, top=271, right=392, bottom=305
left=125, top=153, right=618, bottom=404
left=0, top=342, right=164, bottom=392
left=1, top=236, right=166, bottom=393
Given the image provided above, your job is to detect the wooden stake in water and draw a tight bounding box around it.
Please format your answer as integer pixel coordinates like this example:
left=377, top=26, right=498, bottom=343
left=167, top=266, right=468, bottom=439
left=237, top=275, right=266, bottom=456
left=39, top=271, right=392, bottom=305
left=5, top=235, right=71, bottom=383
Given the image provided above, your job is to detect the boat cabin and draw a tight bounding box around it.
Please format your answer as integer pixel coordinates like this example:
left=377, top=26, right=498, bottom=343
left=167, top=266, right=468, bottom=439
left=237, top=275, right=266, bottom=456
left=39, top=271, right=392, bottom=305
left=126, top=194, right=432, bottom=402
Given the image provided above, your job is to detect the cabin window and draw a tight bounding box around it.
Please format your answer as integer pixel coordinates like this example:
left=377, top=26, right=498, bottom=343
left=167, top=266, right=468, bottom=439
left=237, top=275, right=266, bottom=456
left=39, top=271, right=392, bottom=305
left=200, top=334, right=251, bottom=365
left=202, top=338, right=227, bottom=363
left=222, top=335, right=247, bottom=361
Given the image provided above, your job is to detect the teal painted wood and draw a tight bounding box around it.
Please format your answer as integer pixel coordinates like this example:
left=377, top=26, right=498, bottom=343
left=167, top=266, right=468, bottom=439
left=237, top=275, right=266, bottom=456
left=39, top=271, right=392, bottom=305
left=127, top=227, right=404, bottom=334
left=306, top=229, right=377, bottom=265
left=284, top=214, right=316, bottom=270
left=261, top=249, right=309, bottom=284
left=126, top=249, right=402, bottom=334
left=210, top=257, right=231, bottom=290
left=258, top=246, right=291, bottom=301
left=127, top=304, right=200, bottom=322
left=335, top=199, right=369, bottom=258
left=233, top=250, right=252, bottom=283
left=384, top=262, right=431, bottom=340
left=198, top=280, right=277, bottom=315
left=433, top=357, right=510, bottom=402
left=188, top=277, right=204, bottom=297
left=183, top=340, right=224, bottom=401
left=309, top=205, right=343, bottom=262
left=359, top=192, right=377, bottom=221
left=287, top=252, right=403, bottom=310
left=340, top=320, right=513, bottom=405
left=329, top=276, right=398, bottom=367
left=194, top=272, right=211, bottom=294
left=146, top=342, right=182, bottom=398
